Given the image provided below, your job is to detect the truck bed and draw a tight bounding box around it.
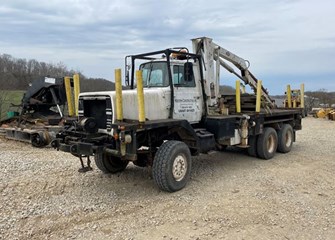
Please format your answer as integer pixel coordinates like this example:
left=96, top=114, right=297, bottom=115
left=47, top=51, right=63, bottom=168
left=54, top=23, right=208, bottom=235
left=207, top=107, right=302, bottom=121
left=205, top=107, right=302, bottom=142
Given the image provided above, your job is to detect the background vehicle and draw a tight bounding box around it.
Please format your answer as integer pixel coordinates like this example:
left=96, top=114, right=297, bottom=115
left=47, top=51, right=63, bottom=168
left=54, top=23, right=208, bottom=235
left=284, top=84, right=307, bottom=117
left=0, top=75, right=79, bottom=147
left=52, top=37, right=302, bottom=192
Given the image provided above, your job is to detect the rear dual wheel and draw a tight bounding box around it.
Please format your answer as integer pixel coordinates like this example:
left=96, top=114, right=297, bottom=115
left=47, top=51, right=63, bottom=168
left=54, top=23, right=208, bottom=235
left=248, top=125, right=293, bottom=160
left=277, top=124, right=294, bottom=153
left=257, top=127, right=278, bottom=160
left=246, top=127, right=278, bottom=160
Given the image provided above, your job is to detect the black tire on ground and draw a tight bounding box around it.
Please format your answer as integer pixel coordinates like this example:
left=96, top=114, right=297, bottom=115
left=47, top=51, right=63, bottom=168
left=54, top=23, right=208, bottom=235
left=94, top=153, right=129, bottom=173
left=277, top=124, right=294, bottom=153
left=152, top=140, right=192, bottom=192
left=247, top=135, right=258, bottom=157
left=257, top=127, right=278, bottom=160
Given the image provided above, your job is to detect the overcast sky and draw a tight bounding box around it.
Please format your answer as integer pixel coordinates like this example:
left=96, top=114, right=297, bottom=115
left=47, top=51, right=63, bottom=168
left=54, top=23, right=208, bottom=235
left=1, top=0, right=334, bottom=94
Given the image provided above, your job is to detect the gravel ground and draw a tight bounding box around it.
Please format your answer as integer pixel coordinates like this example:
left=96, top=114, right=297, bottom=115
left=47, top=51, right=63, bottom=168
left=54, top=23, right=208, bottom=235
left=0, top=117, right=334, bottom=240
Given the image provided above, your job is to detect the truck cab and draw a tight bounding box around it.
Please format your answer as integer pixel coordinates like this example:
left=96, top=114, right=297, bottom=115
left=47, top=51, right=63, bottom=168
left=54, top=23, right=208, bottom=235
left=77, top=49, right=206, bottom=136
left=127, top=49, right=206, bottom=123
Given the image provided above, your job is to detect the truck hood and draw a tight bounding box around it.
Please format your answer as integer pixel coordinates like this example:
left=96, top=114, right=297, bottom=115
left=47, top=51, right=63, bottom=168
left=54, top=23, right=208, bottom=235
left=79, top=87, right=171, bottom=122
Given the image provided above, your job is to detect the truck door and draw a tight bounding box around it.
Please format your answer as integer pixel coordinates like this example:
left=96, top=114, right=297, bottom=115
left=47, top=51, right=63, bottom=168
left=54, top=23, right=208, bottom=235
left=172, top=62, right=204, bottom=123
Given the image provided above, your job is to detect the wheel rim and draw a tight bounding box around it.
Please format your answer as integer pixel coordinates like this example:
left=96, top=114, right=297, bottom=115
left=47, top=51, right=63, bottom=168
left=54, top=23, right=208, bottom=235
left=267, top=134, right=276, bottom=153
left=285, top=130, right=292, bottom=147
left=172, top=154, right=187, bottom=181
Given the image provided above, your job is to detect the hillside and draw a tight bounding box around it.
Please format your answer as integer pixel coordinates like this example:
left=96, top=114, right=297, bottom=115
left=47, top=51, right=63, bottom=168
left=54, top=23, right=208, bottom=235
left=0, top=53, right=115, bottom=92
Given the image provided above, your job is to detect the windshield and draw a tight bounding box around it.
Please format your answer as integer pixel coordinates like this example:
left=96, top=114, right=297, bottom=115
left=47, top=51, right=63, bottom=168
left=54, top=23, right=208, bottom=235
left=139, top=62, right=169, bottom=87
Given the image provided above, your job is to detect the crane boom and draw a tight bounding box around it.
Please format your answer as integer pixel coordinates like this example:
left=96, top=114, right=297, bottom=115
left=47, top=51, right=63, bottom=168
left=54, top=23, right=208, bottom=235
left=192, top=37, right=274, bottom=109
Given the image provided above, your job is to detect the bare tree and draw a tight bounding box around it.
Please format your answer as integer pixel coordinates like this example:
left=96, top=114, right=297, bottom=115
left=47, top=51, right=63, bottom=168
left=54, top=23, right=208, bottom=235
left=0, top=90, right=9, bottom=120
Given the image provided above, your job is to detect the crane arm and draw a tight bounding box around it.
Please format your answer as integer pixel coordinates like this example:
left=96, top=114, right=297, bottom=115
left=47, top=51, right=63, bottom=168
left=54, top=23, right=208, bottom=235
left=192, top=37, right=274, bottom=109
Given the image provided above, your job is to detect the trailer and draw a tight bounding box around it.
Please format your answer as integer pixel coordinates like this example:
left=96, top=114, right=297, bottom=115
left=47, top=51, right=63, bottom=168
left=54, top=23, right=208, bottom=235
left=283, top=84, right=307, bottom=117
left=0, top=75, right=80, bottom=147
left=52, top=37, right=302, bottom=192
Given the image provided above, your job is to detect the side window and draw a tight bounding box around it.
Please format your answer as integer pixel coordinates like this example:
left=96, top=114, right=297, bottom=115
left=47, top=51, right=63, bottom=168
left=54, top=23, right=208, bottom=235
left=173, top=64, right=195, bottom=87
left=173, top=65, right=183, bottom=84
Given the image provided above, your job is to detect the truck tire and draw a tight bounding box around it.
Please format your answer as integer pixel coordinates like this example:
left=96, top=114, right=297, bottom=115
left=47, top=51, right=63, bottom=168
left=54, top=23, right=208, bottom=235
left=247, top=135, right=258, bottom=157
left=94, top=153, right=128, bottom=173
left=257, top=127, right=278, bottom=160
left=152, top=140, right=192, bottom=192
left=277, top=124, right=293, bottom=153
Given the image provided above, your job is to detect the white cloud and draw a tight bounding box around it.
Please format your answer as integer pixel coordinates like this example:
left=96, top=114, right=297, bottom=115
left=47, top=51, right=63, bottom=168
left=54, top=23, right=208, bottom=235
left=0, top=0, right=334, bottom=93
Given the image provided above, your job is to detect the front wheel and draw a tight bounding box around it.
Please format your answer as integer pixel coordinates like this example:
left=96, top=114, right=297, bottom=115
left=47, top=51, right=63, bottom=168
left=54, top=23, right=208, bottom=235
left=94, top=153, right=129, bottom=173
left=257, top=127, right=278, bottom=160
left=152, top=141, right=192, bottom=192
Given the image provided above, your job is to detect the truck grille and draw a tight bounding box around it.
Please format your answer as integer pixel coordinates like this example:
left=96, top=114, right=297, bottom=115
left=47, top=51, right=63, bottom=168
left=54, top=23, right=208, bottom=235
left=79, top=96, right=112, bottom=131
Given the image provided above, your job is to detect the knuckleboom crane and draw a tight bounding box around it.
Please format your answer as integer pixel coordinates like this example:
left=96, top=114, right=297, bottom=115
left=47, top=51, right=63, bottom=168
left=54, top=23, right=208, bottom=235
left=192, top=37, right=274, bottom=109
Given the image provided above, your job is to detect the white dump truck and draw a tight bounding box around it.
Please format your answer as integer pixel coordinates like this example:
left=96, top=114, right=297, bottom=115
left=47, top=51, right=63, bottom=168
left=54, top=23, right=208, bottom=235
left=52, top=37, right=302, bottom=192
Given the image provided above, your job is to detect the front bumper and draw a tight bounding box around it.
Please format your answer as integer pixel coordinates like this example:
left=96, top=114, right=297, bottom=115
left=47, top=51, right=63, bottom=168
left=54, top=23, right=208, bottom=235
left=51, top=140, right=99, bottom=156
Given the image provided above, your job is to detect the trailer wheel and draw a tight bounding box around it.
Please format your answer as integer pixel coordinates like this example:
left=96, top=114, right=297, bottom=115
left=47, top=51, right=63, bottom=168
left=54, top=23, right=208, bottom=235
left=152, top=140, right=191, bottom=192
left=247, top=135, right=258, bottom=157
left=94, top=153, right=128, bottom=173
left=277, top=124, right=293, bottom=153
left=31, top=132, right=48, bottom=148
left=257, top=127, right=278, bottom=160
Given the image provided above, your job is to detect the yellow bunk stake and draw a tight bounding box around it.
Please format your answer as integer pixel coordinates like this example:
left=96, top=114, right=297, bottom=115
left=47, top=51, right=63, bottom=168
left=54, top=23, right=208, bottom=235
left=115, top=69, right=123, bottom=121
left=136, top=70, right=145, bottom=123
left=287, top=85, right=292, bottom=108
left=300, top=83, right=305, bottom=109
left=73, top=73, right=80, bottom=116
left=255, top=80, right=262, bottom=113
left=64, top=76, right=74, bottom=116
left=235, top=80, right=241, bottom=113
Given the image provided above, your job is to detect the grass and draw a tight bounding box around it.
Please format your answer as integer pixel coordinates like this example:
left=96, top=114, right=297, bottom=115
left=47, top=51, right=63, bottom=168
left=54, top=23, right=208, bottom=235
left=0, top=90, right=25, bottom=121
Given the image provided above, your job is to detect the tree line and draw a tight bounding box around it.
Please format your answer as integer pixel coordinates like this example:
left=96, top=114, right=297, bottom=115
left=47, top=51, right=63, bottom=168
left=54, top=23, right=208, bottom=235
left=0, top=53, right=115, bottom=92
left=304, top=89, right=335, bottom=109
